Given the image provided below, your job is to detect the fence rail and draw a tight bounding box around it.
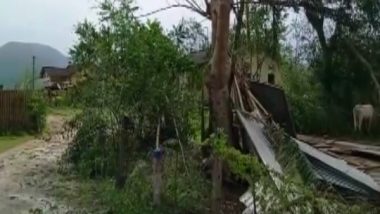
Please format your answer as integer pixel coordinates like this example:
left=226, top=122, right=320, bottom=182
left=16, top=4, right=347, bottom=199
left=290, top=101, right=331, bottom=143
left=0, top=90, right=30, bottom=132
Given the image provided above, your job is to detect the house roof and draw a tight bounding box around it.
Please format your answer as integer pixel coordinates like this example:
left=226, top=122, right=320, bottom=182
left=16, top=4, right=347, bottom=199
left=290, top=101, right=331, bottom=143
left=40, top=65, right=76, bottom=84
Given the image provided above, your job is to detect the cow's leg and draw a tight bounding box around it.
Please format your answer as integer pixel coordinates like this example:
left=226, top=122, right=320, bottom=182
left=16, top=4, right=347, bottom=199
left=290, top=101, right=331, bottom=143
left=359, top=115, right=363, bottom=132
left=353, top=110, right=357, bottom=131
left=368, top=116, right=372, bottom=133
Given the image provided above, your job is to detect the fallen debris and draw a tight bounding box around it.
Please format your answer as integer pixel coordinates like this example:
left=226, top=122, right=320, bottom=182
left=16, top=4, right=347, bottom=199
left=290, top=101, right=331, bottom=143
left=298, top=135, right=380, bottom=191
left=237, top=112, right=380, bottom=213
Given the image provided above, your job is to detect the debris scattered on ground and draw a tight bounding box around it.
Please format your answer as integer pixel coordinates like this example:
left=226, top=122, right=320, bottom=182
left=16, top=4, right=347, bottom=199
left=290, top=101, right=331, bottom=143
left=0, top=115, right=83, bottom=213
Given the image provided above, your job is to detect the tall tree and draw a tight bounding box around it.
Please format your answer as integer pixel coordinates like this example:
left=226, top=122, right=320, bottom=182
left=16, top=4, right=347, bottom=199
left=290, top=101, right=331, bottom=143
left=206, top=0, right=233, bottom=213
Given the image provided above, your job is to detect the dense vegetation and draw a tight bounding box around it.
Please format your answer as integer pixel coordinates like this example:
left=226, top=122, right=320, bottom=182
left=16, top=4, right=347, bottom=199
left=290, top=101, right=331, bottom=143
left=58, top=0, right=380, bottom=213
left=26, top=91, right=46, bottom=133
left=281, top=0, right=380, bottom=135
left=61, top=1, right=209, bottom=213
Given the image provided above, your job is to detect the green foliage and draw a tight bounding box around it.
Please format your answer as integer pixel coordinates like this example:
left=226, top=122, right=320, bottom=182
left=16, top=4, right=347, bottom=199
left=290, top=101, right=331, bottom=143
left=70, top=0, right=198, bottom=140
left=241, top=5, right=286, bottom=61
left=63, top=110, right=118, bottom=178
left=26, top=91, right=47, bottom=133
left=267, top=125, right=316, bottom=186
left=210, top=131, right=265, bottom=183
left=61, top=3, right=207, bottom=214
left=281, top=58, right=330, bottom=134
left=59, top=148, right=210, bottom=214
left=279, top=0, right=380, bottom=136
left=65, top=0, right=201, bottom=178
left=168, top=18, right=209, bottom=53
left=0, top=135, right=33, bottom=154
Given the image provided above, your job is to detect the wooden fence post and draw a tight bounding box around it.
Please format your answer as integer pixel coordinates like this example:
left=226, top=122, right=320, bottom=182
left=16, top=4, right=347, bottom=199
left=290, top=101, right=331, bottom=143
left=153, top=121, right=164, bottom=206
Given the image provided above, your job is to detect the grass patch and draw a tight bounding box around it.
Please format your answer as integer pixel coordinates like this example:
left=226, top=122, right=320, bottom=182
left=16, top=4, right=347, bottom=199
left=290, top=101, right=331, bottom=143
left=57, top=148, right=211, bottom=214
left=0, top=134, right=34, bottom=154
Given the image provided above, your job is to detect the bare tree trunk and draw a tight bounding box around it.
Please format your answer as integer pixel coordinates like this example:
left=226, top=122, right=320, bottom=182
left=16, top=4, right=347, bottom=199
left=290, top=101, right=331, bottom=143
left=207, top=0, right=233, bottom=213
left=212, top=155, right=223, bottom=213
left=229, top=0, right=245, bottom=150
left=230, top=0, right=245, bottom=83
left=153, top=121, right=163, bottom=206
left=115, top=116, right=131, bottom=189
left=304, top=0, right=333, bottom=92
left=207, top=0, right=233, bottom=145
left=201, top=85, right=206, bottom=141
left=345, top=40, right=380, bottom=103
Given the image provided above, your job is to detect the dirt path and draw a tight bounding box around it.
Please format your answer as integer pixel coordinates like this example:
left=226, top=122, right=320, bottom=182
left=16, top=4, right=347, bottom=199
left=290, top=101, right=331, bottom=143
left=0, top=115, right=80, bottom=214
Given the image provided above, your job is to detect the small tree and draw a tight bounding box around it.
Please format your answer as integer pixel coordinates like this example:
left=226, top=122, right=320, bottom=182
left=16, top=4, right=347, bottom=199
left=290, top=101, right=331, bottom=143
left=69, top=0, right=199, bottom=189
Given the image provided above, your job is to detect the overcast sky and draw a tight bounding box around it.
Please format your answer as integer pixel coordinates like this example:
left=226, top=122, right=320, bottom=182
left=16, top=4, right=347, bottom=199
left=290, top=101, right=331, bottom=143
left=0, top=0, right=207, bottom=55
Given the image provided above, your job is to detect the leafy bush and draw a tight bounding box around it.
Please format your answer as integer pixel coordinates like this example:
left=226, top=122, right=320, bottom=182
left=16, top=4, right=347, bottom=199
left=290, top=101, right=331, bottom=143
left=63, top=110, right=119, bottom=178
left=60, top=1, right=208, bottom=212
left=282, top=60, right=328, bottom=134
left=26, top=91, right=47, bottom=133
left=60, top=144, right=210, bottom=213
left=64, top=0, right=200, bottom=178
left=281, top=59, right=354, bottom=135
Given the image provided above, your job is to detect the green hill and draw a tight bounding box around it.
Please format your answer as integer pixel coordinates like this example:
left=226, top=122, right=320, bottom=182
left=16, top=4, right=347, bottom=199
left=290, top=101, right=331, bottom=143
left=0, top=42, right=69, bottom=88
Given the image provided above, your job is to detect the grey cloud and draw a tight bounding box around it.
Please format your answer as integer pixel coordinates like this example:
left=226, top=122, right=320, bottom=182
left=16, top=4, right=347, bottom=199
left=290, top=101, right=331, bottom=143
left=0, top=0, right=208, bottom=55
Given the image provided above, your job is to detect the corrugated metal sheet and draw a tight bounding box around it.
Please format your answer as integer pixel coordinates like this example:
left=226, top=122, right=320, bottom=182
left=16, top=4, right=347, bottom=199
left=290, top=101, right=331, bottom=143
left=368, top=170, right=380, bottom=189
left=237, top=111, right=283, bottom=214
left=237, top=111, right=282, bottom=174
left=238, top=112, right=380, bottom=213
left=294, top=139, right=380, bottom=197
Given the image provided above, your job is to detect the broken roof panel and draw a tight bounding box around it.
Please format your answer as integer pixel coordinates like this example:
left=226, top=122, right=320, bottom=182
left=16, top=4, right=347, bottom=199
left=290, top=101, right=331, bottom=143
left=294, top=138, right=380, bottom=197
left=238, top=111, right=380, bottom=213
left=237, top=111, right=282, bottom=174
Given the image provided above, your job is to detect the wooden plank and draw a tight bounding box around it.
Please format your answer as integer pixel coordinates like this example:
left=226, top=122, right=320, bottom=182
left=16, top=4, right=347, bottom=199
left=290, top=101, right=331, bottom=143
left=358, top=165, right=380, bottom=171
left=314, top=144, right=332, bottom=149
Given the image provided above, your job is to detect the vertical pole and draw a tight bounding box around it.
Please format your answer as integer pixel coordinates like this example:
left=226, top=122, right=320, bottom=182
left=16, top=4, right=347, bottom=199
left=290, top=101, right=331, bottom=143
left=153, top=120, right=163, bottom=206
left=115, top=116, right=131, bottom=189
left=201, top=85, right=205, bottom=141
left=174, top=151, right=178, bottom=208
left=32, top=56, right=36, bottom=90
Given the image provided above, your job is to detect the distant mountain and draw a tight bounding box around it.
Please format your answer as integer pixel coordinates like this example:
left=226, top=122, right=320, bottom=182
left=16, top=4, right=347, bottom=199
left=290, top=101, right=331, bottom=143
left=0, top=42, right=69, bottom=88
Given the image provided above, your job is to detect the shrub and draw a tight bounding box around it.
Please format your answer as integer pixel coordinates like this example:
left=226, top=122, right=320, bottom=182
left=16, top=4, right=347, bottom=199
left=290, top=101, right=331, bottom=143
left=63, top=110, right=118, bottom=178
left=282, top=59, right=359, bottom=136
left=59, top=147, right=210, bottom=214
left=26, top=91, right=47, bottom=133
left=282, top=60, right=329, bottom=134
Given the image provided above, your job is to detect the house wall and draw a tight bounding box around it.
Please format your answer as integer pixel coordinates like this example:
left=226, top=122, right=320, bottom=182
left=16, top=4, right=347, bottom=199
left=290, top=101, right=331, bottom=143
left=42, top=73, right=52, bottom=87
left=241, top=54, right=283, bottom=86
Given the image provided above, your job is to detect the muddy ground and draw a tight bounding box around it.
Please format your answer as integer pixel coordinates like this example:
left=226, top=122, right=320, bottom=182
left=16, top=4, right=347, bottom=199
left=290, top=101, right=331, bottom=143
left=0, top=115, right=82, bottom=214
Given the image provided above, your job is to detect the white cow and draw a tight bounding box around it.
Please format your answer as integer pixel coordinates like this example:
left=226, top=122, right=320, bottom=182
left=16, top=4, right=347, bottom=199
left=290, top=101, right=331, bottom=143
left=353, top=104, right=375, bottom=132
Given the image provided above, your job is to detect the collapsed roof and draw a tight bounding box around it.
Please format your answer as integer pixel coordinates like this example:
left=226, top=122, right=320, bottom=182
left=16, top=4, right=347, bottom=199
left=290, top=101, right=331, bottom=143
left=237, top=111, right=380, bottom=213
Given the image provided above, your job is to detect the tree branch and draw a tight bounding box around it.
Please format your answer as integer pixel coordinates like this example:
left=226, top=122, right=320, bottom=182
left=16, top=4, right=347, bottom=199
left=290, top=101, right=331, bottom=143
left=234, top=0, right=351, bottom=24
left=345, top=38, right=380, bottom=102
left=137, top=4, right=209, bottom=19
